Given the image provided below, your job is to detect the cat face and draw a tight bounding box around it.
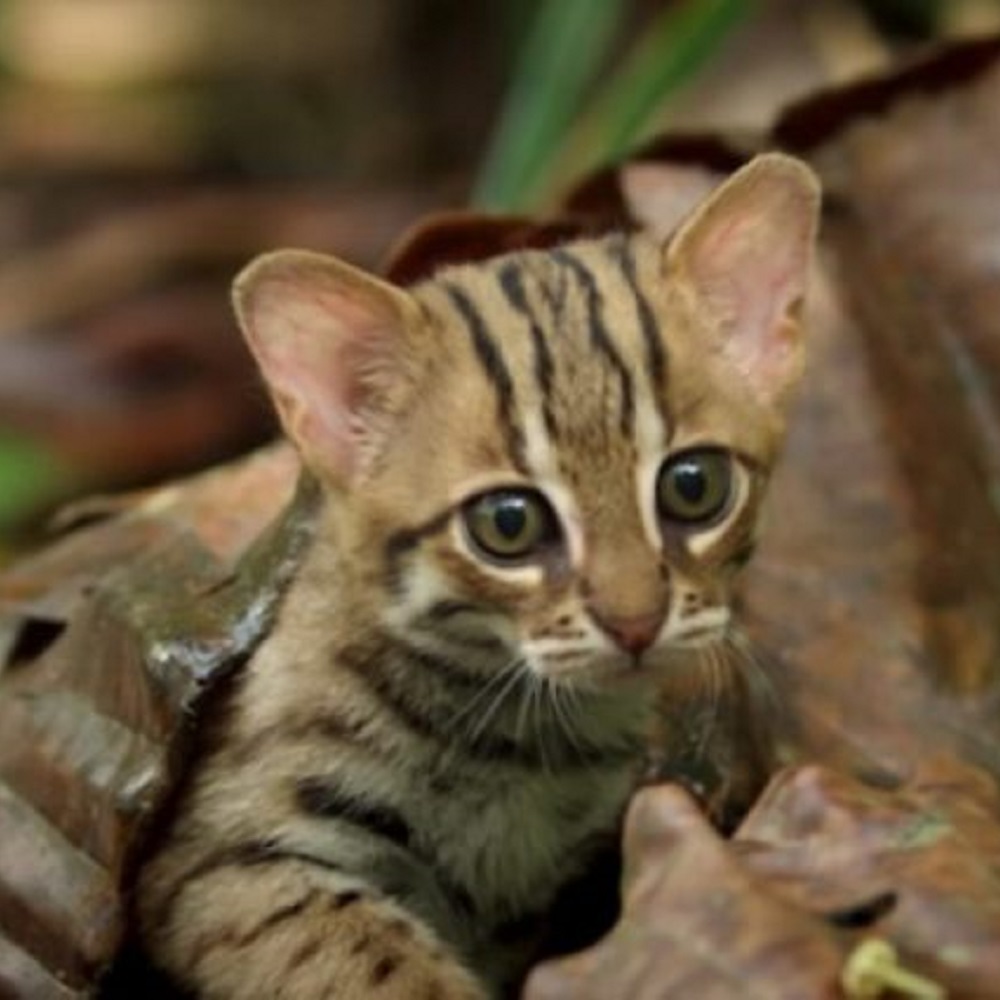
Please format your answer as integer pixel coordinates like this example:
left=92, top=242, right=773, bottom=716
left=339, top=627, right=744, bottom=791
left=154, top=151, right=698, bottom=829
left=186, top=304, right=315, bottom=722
left=235, top=154, right=819, bottom=689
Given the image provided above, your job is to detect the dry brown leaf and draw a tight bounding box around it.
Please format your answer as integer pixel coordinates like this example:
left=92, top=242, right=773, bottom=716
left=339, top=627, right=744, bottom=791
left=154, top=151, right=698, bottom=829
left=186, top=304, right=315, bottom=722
left=525, top=784, right=846, bottom=1000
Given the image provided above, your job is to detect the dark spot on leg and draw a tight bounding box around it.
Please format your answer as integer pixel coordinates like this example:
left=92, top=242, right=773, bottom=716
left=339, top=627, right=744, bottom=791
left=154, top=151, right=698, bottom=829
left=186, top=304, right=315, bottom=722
left=369, top=953, right=401, bottom=986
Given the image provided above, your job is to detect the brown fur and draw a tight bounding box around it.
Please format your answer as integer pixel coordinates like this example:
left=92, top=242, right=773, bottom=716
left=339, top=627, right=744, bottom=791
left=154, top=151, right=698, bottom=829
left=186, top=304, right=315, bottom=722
left=137, top=155, right=819, bottom=998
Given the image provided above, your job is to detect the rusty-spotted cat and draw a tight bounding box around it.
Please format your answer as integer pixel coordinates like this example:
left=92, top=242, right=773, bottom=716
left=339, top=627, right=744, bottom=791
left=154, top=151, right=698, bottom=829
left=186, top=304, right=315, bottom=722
left=137, top=153, right=819, bottom=999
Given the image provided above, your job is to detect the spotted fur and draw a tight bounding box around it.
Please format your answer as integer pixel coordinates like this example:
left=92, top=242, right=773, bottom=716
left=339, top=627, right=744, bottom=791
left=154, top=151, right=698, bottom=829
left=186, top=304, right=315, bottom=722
left=137, top=154, right=819, bottom=999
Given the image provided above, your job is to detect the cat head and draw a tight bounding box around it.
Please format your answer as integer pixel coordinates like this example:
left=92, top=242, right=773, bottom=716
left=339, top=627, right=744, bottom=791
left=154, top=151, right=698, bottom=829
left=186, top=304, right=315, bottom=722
left=234, top=154, right=819, bottom=687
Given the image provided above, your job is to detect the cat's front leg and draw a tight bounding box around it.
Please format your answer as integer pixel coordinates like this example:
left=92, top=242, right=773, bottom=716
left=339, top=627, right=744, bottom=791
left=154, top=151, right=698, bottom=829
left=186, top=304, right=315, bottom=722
left=141, top=855, right=488, bottom=1000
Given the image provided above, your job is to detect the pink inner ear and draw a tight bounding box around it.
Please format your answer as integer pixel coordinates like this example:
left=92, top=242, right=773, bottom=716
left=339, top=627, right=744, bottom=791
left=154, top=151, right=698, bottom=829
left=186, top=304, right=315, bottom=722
left=684, top=206, right=811, bottom=401
left=666, top=155, right=819, bottom=404
left=242, top=274, right=398, bottom=480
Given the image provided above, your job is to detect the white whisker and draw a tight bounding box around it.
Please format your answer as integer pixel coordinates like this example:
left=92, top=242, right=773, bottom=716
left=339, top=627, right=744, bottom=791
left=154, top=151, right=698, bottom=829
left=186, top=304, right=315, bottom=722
left=445, top=658, right=513, bottom=731
left=547, top=678, right=587, bottom=764
left=533, top=677, right=552, bottom=775
left=514, top=671, right=534, bottom=746
left=458, top=657, right=527, bottom=745
left=724, top=629, right=785, bottom=717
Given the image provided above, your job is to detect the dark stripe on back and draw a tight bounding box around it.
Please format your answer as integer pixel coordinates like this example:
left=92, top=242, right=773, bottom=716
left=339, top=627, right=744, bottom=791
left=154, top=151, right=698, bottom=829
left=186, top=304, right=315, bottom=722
left=296, top=777, right=413, bottom=849
left=551, top=248, right=636, bottom=435
left=496, top=262, right=558, bottom=439
left=441, top=281, right=527, bottom=472
left=607, top=235, right=667, bottom=391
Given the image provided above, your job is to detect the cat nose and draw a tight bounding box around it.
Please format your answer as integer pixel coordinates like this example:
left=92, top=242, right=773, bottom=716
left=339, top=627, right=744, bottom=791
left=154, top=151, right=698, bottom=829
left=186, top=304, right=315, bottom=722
left=592, top=610, right=665, bottom=656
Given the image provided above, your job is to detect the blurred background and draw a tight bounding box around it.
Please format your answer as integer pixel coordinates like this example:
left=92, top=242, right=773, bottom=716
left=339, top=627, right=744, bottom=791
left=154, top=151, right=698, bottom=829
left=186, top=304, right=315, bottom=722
left=0, top=0, right=996, bottom=555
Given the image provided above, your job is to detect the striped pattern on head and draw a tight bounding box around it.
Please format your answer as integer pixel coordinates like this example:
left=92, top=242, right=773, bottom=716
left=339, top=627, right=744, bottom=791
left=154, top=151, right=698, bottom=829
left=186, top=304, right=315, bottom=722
left=234, top=154, right=819, bottom=688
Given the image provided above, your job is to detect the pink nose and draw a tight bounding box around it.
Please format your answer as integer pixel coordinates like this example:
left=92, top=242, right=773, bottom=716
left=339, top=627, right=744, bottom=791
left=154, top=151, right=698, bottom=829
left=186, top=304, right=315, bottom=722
left=592, top=611, right=665, bottom=656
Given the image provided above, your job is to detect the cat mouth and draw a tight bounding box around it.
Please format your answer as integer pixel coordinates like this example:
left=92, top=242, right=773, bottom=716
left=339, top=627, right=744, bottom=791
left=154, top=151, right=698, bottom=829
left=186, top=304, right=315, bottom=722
left=534, top=621, right=727, bottom=686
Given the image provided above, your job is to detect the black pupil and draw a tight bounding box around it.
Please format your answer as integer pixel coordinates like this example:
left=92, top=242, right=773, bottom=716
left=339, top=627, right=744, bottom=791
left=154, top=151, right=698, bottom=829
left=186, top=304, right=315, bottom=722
left=494, top=500, right=527, bottom=539
left=673, top=463, right=707, bottom=505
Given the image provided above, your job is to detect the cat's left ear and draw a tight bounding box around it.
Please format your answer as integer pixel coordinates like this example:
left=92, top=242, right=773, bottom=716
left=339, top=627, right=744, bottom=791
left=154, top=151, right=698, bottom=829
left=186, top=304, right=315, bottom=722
left=665, top=153, right=820, bottom=406
left=233, top=249, right=419, bottom=485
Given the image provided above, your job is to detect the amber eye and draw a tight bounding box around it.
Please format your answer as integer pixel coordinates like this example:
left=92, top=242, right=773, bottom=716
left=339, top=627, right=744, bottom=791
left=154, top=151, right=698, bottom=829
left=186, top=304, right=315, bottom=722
left=463, top=490, right=557, bottom=561
left=657, top=450, right=734, bottom=525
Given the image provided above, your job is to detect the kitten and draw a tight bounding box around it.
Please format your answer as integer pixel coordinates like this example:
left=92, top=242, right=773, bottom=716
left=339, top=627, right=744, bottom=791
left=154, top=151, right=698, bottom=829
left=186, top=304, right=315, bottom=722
left=136, top=154, right=819, bottom=999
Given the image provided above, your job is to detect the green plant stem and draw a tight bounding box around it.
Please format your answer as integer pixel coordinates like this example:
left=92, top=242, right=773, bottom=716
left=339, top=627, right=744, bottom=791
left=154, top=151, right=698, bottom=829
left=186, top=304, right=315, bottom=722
left=473, top=0, right=625, bottom=211
left=548, top=0, right=750, bottom=203
left=591, top=0, right=749, bottom=159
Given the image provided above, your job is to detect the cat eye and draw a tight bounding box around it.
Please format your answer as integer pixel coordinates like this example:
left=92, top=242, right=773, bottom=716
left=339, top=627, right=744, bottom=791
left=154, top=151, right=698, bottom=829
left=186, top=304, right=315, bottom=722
left=657, top=449, right=734, bottom=525
left=463, top=490, right=558, bottom=561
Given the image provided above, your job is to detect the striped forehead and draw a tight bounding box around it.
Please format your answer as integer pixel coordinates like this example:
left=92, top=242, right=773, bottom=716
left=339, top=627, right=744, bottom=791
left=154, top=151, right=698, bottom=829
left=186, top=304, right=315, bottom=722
left=405, top=235, right=675, bottom=568
left=422, top=235, right=670, bottom=480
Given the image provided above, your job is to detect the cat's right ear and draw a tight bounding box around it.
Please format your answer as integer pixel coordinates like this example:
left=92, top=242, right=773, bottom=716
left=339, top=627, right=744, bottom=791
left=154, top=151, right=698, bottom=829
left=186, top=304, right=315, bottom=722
left=233, top=249, right=418, bottom=485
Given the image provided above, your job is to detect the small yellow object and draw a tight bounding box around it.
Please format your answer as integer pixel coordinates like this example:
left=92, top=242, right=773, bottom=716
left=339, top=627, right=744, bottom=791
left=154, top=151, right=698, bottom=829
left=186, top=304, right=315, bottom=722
left=841, top=939, right=946, bottom=999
